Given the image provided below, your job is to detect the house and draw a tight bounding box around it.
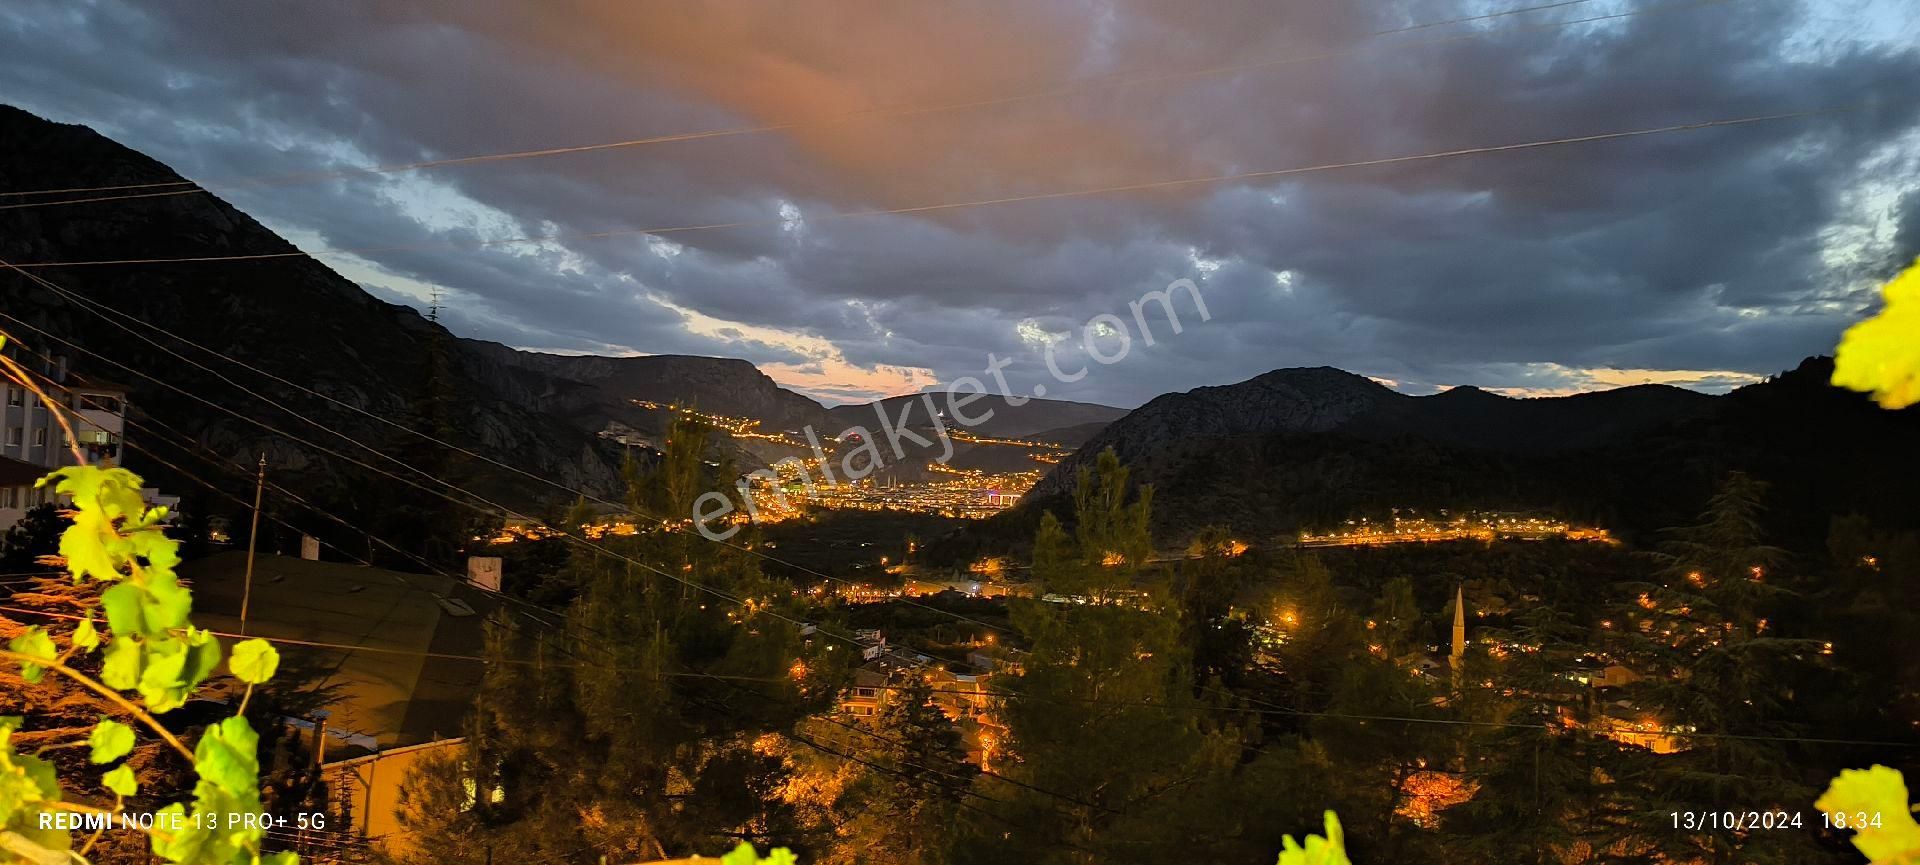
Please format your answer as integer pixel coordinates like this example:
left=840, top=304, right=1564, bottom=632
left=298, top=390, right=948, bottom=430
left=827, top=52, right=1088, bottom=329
left=322, top=737, right=468, bottom=856
left=836, top=656, right=1008, bottom=765
left=1, top=351, right=130, bottom=471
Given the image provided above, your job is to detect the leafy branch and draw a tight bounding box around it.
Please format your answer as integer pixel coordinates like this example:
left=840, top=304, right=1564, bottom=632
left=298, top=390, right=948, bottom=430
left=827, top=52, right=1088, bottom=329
left=0, top=454, right=293, bottom=864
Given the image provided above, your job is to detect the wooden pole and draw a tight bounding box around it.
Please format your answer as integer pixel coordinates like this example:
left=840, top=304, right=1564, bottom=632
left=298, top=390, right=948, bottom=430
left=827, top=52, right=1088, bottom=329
left=240, top=452, right=265, bottom=634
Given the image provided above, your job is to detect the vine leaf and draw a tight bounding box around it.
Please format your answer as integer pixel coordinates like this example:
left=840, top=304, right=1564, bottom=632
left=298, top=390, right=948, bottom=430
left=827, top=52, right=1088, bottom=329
left=1832, top=256, right=1920, bottom=410
left=0, top=717, right=69, bottom=860
left=71, top=616, right=100, bottom=653
left=720, top=842, right=799, bottom=865
left=1816, top=765, right=1920, bottom=864
left=101, top=635, right=140, bottom=691
left=229, top=639, right=279, bottom=685
left=1276, top=811, right=1350, bottom=865
left=87, top=719, right=135, bottom=764
left=6, top=628, right=55, bottom=684
left=101, top=765, right=138, bottom=798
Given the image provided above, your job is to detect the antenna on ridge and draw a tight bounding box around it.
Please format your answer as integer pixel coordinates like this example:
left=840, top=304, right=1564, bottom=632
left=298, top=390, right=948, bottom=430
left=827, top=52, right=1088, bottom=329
left=427, top=287, right=443, bottom=322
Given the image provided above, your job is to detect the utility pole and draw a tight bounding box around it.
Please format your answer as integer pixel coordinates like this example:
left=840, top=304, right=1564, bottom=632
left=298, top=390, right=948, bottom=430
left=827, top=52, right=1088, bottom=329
left=240, top=452, right=265, bottom=634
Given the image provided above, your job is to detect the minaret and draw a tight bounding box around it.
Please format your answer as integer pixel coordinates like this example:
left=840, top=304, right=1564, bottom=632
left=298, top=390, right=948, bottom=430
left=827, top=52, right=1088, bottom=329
left=1449, top=584, right=1467, bottom=690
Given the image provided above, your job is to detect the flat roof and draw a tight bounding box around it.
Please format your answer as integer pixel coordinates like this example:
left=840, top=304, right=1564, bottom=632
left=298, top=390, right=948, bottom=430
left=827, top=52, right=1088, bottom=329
left=0, top=456, right=47, bottom=488
left=183, top=551, right=514, bottom=749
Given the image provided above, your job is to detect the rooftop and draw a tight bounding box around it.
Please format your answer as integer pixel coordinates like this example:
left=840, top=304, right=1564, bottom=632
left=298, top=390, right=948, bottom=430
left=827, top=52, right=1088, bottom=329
left=0, top=456, right=47, bottom=488
left=181, top=551, right=506, bottom=750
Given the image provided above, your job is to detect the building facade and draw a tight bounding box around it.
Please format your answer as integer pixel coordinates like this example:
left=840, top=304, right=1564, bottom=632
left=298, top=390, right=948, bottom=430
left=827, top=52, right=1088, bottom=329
left=0, top=345, right=132, bottom=530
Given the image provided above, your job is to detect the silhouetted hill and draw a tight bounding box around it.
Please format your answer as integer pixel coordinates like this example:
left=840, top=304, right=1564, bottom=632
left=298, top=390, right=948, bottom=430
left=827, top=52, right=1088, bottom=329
left=826, top=394, right=1125, bottom=440
left=0, top=106, right=632, bottom=526
left=464, top=342, right=836, bottom=433
left=1001, top=361, right=1916, bottom=553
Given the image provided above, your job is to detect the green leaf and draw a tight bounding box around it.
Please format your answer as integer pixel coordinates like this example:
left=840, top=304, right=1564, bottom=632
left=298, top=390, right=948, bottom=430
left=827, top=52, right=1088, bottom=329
left=87, top=719, right=135, bottom=764
left=100, top=635, right=141, bottom=691
left=182, top=628, right=222, bottom=690
left=192, top=716, right=261, bottom=795
left=1816, top=765, right=1920, bottom=864
left=7, top=628, right=56, bottom=685
left=229, top=639, right=279, bottom=685
left=70, top=616, right=99, bottom=653
left=101, top=765, right=138, bottom=798
left=137, top=638, right=191, bottom=713
left=719, top=842, right=795, bottom=865
left=100, top=582, right=146, bottom=636
left=1276, top=811, right=1350, bottom=865
left=140, top=570, right=193, bottom=633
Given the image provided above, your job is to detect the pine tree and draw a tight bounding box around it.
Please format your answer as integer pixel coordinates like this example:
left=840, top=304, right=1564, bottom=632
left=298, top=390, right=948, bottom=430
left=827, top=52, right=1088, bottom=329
left=390, top=415, right=822, bottom=863
left=1606, top=472, right=1826, bottom=864
left=836, top=677, right=976, bottom=865
left=975, top=451, right=1245, bottom=865
left=1176, top=525, right=1253, bottom=691
left=1069, top=448, right=1152, bottom=602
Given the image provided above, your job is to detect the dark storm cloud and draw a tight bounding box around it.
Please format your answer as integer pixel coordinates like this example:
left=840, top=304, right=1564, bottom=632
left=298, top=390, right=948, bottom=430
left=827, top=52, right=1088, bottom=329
left=1, top=0, right=1916, bottom=405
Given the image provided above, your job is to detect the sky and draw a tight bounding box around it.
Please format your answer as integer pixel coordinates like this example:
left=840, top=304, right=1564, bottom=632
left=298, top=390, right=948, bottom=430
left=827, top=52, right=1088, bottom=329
left=3, top=0, right=1918, bottom=407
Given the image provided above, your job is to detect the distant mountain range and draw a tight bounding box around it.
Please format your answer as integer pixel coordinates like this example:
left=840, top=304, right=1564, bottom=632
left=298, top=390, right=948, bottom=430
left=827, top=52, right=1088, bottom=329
left=1011, top=361, right=1919, bottom=551
left=1031, top=366, right=1718, bottom=498
left=7, top=103, right=1909, bottom=562
left=0, top=105, right=1120, bottom=514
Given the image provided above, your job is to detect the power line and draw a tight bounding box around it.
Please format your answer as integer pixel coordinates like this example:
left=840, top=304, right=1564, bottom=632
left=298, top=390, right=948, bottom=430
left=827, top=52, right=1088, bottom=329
left=0, top=314, right=866, bottom=707
left=0, top=325, right=531, bottom=616
left=2, top=99, right=1843, bottom=271
left=10, top=290, right=1905, bottom=752
left=0, top=327, right=593, bottom=671
left=0, top=313, right=834, bottom=704
left=9, top=265, right=1013, bottom=643
left=0, top=0, right=1716, bottom=208
left=0, top=602, right=771, bottom=680
left=0, top=303, right=791, bottom=639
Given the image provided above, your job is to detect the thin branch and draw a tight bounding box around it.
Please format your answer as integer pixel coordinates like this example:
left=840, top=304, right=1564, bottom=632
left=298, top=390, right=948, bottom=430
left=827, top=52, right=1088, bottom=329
left=78, top=794, right=119, bottom=855
left=0, top=649, right=194, bottom=761
left=0, top=348, right=85, bottom=465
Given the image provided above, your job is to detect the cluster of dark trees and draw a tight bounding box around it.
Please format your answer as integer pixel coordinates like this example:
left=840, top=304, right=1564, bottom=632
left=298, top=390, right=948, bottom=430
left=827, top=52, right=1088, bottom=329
left=363, top=432, right=1918, bottom=865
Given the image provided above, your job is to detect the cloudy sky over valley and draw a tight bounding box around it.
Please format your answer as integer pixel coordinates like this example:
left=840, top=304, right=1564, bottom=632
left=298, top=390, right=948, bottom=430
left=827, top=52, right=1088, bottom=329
left=4, top=0, right=1917, bottom=405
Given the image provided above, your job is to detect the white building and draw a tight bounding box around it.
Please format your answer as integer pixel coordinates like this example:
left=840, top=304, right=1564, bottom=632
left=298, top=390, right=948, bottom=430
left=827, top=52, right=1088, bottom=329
left=0, top=344, right=134, bottom=531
